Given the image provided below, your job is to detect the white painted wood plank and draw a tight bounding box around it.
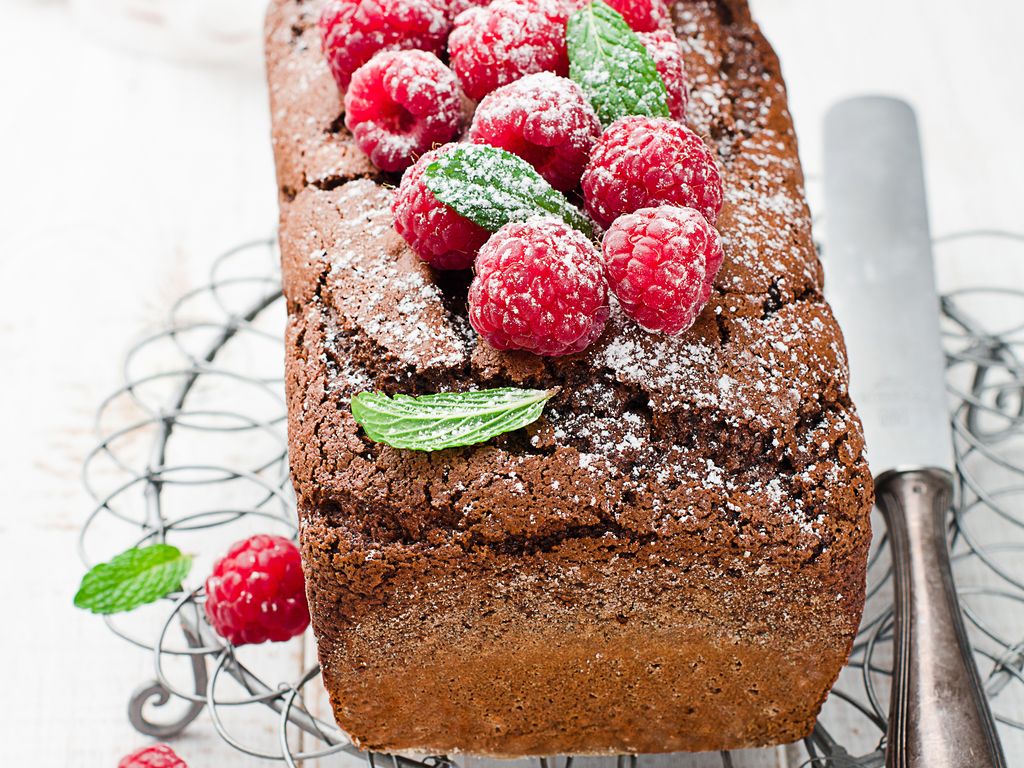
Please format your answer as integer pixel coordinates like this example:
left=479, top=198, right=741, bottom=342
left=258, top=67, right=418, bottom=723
left=751, top=1, right=1024, bottom=759
left=2, top=0, right=1022, bottom=765
left=0, top=1, right=282, bottom=764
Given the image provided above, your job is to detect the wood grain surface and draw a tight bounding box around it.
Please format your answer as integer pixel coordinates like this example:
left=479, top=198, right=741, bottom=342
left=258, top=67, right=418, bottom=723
left=1, top=0, right=1021, bottom=764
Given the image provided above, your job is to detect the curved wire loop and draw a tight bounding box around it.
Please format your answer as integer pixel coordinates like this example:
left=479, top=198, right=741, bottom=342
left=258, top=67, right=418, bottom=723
left=79, top=233, right=1024, bottom=766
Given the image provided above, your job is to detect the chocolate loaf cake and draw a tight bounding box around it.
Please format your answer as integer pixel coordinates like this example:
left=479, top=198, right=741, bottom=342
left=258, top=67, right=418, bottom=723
left=267, top=0, right=874, bottom=756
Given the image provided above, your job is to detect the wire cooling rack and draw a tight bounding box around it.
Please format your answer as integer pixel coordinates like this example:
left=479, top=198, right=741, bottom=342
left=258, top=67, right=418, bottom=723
left=79, top=231, right=1024, bottom=767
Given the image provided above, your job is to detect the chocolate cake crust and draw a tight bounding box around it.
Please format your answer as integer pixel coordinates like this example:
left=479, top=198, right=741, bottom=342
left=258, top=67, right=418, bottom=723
left=267, top=0, right=874, bottom=755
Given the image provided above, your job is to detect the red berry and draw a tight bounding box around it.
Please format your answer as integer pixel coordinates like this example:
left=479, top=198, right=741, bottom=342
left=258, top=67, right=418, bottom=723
left=345, top=50, right=463, bottom=173
left=447, top=0, right=488, bottom=19
left=581, top=115, right=723, bottom=229
left=448, top=0, right=569, bottom=101
left=319, top=0, right=450, bottom=90
left=118, top=745, right=187, bottom=768
left=204, top=535, right=310, bottom=646
left=603, top=0, right=670, bottom=32
left=469, top=218, right=609, bottom=356
left=639, top=30, right=688, bottom=121
left=468, top=73, right=600, bottom=192
left=602, top=205, right=723, bottom=334
left=392, top=145, right=491, bottom=270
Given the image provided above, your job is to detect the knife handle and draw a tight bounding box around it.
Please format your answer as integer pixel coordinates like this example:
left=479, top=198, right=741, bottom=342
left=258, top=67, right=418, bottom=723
left=877, top=468, right=1006, bottom=768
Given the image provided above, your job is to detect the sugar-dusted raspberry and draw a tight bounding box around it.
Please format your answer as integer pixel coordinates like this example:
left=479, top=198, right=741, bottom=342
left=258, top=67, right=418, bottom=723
left=468, top=73, right=601, bottom=192
left=638, top=29, right=688, bottom=120
left=319, top=0, right=450, bottom=90
left=582, top=116, right=723, bottom=228
left=602, top=205, right=723, bottom=334
left=469, top=218, right=609, bottom=356
left=447, top=0, right=488, bottom=19
left=392, top=145, right=491, bottom=270
left=448, top=0, right=569, bottom=101
left=118, top=745, right=187, bottom=768
left=204, top=534, right=310, bottom=646
left=604, top=0, right=670, bottom=32
left=345, top=51, right=463, bottom=173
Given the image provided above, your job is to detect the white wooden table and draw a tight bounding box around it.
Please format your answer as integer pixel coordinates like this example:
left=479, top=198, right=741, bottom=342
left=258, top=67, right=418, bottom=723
left=2, top=0, right=1021, bottom=763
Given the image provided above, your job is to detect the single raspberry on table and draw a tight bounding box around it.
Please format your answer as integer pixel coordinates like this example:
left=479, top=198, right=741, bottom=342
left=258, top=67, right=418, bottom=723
left=118, top=744, right=187, bottom=768
left=468, top=73, right=601, bottom=192
left=448, top=0, right=570, bottom=101
left=204, top=534, right=310, bottom=646
left=319, top=0, right=450, bottom=90
left=602, top=205, right=723, bottom=335
left=603, top=0, right=670, bottom=32
left=638, top=29, right=688, bottom=120
left=469, top=218, right=609, bottom=356
left=581, top=115, right=723, bottom=228
left=392, top=145, right=491, bottom=270
left=345, top=50, right=463, bottom=172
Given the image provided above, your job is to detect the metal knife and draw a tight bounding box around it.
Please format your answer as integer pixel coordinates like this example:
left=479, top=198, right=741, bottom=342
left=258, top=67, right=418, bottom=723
left=823, top=96, right=1006, bottom=768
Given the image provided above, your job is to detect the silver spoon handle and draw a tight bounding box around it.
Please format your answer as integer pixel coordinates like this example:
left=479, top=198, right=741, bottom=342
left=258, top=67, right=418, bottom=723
left=877, top=468, right=1006, bottom=768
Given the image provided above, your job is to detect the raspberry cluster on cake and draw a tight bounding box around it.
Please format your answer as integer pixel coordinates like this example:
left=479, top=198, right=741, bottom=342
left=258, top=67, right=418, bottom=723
left=266, top=0, right=873, bottom=756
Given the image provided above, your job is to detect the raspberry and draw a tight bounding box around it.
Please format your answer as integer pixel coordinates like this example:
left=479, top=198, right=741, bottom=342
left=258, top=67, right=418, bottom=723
left=448, top=0, right=569, bottom=101
left=604, top=0, right=670, bottom=32
left=468, top=73, right=600, bottom=192
left=639, top=30, right=688, bottom=121
left=118, top=745, right=187, bottom=768
left=204, top=534, right=310, bottom=646
left=447, top=0, right=488, bottom=19
left=392, top=145, right=491, bottom=270
left=320, top=0, right=449, bottom=90
left=345, top=51, right=463, bottom=172
left=469, top=218, right=609, bottom=356
left=582, top=116, right=723, bottom=228
left=602, top=205, right=723, bottom=334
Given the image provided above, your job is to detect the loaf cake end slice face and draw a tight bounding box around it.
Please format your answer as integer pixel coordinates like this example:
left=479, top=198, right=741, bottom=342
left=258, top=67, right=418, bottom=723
left=268, top=0, right=874, bottom=755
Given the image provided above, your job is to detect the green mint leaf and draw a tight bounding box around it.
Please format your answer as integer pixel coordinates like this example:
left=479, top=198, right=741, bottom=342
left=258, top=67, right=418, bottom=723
left=351, top=387, right=558, bottom=451
left=424, top=145, right=595, bottom=239
left=74, top=544, right=192, bottom=615
left=567, top=0, right=670, bottom=127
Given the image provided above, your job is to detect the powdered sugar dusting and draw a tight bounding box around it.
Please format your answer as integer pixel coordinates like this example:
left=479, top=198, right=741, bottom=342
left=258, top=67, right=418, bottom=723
left=637, top=29, right=688, bottom=120
left=321, top=181, right=469, bottom=370
left=271, top=0, right=870, bottom=550
left=448, top=0, right=569, bottom=101
left=344, top=49, right=463, bottom=172
left=469, top=72, right=601, bottom=192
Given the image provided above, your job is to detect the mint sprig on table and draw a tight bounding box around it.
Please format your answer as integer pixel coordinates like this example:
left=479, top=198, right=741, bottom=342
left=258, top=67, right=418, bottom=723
left=567, top=0, right=670, bottom=127
left=424, top=145, right=595, bottom=239
left=74, top=543, right=192, bottom=615
left=351, top=387, right=558, bottom=451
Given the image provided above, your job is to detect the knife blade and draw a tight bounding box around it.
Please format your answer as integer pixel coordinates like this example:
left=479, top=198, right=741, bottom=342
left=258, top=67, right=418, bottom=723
left=823, top=97, right=951, bottom=475
left=824, top=96, right=1005, bottom=768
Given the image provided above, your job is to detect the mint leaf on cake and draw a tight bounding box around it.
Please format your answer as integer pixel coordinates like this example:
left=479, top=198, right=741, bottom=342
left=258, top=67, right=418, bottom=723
left=423, top=144, right=595, bottom=239
left=74, top=543, right=192, bottom=615
left=351, top=387, right=558, bottom=451
left=567, top=0, right=670, bottom=127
